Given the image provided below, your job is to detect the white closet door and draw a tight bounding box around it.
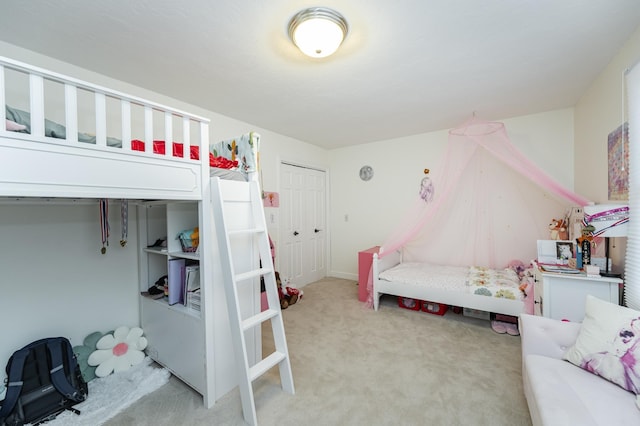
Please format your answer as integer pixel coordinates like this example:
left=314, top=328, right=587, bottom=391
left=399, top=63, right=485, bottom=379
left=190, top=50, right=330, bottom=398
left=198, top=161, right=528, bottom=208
left=280, top=163, right=326, bottom=286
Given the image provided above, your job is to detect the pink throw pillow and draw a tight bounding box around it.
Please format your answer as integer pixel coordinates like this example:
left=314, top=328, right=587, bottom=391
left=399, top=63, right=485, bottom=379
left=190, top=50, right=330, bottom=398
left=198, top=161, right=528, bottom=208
left=6, top=119, right=26, bottom=131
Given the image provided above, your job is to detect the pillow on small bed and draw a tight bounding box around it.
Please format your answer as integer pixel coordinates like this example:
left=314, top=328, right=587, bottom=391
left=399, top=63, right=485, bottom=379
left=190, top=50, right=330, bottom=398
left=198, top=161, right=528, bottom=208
left=563, top=295, right=640, bottom=408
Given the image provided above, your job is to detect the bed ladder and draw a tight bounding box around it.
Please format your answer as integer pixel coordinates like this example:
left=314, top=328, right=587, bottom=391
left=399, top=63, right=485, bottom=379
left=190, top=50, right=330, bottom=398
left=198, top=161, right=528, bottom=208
left=210, top=177, right=295, bottom=426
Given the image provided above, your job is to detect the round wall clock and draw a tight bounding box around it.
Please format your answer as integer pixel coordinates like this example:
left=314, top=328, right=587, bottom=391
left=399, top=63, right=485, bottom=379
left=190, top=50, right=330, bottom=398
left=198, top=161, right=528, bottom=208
left=359, top=165, right=374, bottom=181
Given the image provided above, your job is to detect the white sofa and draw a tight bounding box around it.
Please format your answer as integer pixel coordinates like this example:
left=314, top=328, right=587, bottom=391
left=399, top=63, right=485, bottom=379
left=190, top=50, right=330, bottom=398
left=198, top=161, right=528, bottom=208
left=519, top=313, right=640, bottom=426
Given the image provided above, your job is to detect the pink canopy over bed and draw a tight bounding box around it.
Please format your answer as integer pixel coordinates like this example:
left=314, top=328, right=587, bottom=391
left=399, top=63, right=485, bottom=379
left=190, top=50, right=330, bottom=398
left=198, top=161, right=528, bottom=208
left=366, top=117, right=591, bottom=307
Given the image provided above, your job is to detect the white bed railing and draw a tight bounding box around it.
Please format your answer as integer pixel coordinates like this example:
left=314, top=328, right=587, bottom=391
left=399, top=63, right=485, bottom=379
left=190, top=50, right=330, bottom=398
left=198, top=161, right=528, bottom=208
left=0, top=56, right=210, bottom=200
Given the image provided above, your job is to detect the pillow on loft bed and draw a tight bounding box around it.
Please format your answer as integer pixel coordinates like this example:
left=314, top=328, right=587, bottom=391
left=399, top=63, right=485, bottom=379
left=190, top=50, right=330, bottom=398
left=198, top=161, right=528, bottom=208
left=211, top=131, right=260, bottom=175
left=5, top=118, right=26, bottom=131
left=5, top=105, right=122, bottom=147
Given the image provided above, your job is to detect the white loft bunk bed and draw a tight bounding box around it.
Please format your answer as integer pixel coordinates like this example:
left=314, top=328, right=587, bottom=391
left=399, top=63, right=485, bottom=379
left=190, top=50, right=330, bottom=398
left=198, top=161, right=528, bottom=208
left=0, top=57, right=210, bottom=200
left=0, top=56, right=262, bottom=409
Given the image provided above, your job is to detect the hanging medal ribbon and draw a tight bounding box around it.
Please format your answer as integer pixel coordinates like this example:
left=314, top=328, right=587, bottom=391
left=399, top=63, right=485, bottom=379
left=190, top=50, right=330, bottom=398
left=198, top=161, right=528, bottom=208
left=99, top=198, right=109, bottom=254
left=120, top=199, right=128, bottom=247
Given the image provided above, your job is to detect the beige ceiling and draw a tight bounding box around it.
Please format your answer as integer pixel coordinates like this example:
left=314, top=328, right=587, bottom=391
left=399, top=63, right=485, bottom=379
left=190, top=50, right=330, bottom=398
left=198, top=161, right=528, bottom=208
left=1, top=1, right=639, bottom=149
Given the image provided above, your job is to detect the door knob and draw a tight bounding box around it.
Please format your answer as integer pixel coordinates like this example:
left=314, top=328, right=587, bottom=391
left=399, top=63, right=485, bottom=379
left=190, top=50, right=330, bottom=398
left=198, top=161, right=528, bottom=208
left=293, top=231, right=299, bottom=236
left=314, top=228, right=321, bottom=233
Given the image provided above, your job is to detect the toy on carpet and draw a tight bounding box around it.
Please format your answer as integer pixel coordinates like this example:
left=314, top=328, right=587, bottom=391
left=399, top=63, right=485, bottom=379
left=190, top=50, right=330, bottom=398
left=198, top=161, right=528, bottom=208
left=275, top=272, right=303, bottom=309
left=87, top=326, right=148, bottom=378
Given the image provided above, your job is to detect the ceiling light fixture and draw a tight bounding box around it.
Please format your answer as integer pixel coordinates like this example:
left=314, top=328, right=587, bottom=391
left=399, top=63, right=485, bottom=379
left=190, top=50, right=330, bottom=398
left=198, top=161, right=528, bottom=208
left=288, top=7, right=349, bottom=58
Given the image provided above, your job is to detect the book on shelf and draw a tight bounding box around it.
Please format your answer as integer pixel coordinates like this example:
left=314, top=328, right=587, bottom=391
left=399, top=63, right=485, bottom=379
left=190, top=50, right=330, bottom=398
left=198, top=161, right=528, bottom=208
left=168, top=258, right=186, bottom=305
left=183, top=265, right=200, bottom=307
left=187, top=288, right=201, bottom=312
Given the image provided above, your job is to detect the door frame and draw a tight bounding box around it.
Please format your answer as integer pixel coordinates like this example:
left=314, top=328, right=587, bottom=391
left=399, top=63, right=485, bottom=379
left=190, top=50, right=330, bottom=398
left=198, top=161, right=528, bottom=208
left=275, top=157, right=330, bottom=285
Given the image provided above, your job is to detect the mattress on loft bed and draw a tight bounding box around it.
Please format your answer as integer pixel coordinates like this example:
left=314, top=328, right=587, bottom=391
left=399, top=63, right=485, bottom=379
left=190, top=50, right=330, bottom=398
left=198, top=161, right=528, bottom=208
left=210, top=167, right=246, bottom=181
left=378, top=262, right=525, bottom=302
left=5, top=105, right=251, bottom=181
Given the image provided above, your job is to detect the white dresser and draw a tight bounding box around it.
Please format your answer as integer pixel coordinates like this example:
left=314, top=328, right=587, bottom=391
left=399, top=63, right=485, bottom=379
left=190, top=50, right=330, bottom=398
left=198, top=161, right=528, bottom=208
left=533, top=265, right=622, bottom=322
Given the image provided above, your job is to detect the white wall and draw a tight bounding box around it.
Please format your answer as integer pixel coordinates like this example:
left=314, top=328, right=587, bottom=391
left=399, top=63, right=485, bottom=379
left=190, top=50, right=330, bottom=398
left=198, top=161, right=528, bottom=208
left=0, top=42, right=327, bottom=367
left=2, top=20, right=638, bottom=365
left=329, top=109, right=575, bottom=279
left=574, top=25, right=640, bottom=272
left=0, top=202, right=139, bottom=370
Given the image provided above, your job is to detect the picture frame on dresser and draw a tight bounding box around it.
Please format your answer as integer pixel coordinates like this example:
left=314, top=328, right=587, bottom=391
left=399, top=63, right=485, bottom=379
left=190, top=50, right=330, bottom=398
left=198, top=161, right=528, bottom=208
left=537, top=240, right=575, bottom=265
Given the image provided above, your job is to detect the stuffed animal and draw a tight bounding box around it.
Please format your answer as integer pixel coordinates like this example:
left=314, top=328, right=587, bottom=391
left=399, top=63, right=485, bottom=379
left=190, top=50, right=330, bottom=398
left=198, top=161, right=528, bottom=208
left=578, top=224, right=596, bottom=265
left=507, top=259, right=526, bottom=279
left=275, top=272, right=300, bottom=309
left=275, top=272, right=290, bottom=309
left=549, top=218, right=568, bottom=240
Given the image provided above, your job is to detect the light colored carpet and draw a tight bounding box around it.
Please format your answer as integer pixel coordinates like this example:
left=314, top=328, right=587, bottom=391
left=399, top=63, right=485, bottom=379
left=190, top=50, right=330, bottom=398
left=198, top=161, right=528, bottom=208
left=105, top=277, right=532, bottom=426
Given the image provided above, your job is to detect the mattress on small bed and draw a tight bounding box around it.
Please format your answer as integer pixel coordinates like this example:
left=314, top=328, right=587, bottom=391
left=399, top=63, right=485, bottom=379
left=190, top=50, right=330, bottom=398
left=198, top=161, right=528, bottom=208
left=378, top=262, right=524, bottom=301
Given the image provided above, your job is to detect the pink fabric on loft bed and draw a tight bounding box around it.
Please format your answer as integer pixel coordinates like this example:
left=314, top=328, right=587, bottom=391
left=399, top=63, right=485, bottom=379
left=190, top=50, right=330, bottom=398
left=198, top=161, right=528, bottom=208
left=365, top=117, right=591, bottom=308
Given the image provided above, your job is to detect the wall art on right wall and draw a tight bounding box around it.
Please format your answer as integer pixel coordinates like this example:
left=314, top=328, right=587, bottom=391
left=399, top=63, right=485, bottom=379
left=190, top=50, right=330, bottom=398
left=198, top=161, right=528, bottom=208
left=608, top=121, right=629, bottom=200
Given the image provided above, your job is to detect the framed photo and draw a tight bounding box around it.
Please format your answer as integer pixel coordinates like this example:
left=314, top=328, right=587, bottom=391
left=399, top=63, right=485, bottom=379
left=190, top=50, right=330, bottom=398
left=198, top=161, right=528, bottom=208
left=556, top=241, right=574, bottom=264
left=537, top=240, right=575, bottom=265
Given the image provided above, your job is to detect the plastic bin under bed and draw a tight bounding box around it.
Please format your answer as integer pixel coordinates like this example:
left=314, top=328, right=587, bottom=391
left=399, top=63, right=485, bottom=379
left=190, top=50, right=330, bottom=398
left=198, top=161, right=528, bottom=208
left=398, top=297, right=448, bottom=315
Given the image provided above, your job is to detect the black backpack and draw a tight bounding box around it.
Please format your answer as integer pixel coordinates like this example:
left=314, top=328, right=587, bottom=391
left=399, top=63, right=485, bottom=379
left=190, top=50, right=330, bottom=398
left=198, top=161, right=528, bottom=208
left=0, top=337, right=88, bottom=426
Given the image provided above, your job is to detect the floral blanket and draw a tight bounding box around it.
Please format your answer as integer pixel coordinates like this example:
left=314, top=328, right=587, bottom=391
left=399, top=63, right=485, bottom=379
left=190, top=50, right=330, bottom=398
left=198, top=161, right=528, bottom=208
left=466, top=266, right=523, bottom=300
left=377, top=262, right=525, bottom=301
left=211, top=131, right=260, bottom=175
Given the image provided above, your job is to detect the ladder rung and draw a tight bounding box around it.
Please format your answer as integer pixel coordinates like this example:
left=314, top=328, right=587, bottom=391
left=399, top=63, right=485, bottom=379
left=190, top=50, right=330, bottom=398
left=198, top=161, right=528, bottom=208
left=228, top=228, right=266, bottom=237
left=242, top=308, right=279, bottom=331
left=249, top=351, right=287, bottom=382
left=235, top=268, right=272, bottom=282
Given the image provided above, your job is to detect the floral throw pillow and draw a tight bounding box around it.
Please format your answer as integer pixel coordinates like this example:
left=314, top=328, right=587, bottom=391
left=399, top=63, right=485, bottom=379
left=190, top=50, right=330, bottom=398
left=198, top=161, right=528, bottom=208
left=563, top=295, right=640, bottom=409
left=87, top=326, right=148, bottom=377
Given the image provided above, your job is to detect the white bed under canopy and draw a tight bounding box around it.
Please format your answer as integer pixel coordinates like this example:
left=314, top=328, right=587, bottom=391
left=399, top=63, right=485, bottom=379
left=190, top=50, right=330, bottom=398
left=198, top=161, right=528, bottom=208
left=369, top=117, right=591, bottom=313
